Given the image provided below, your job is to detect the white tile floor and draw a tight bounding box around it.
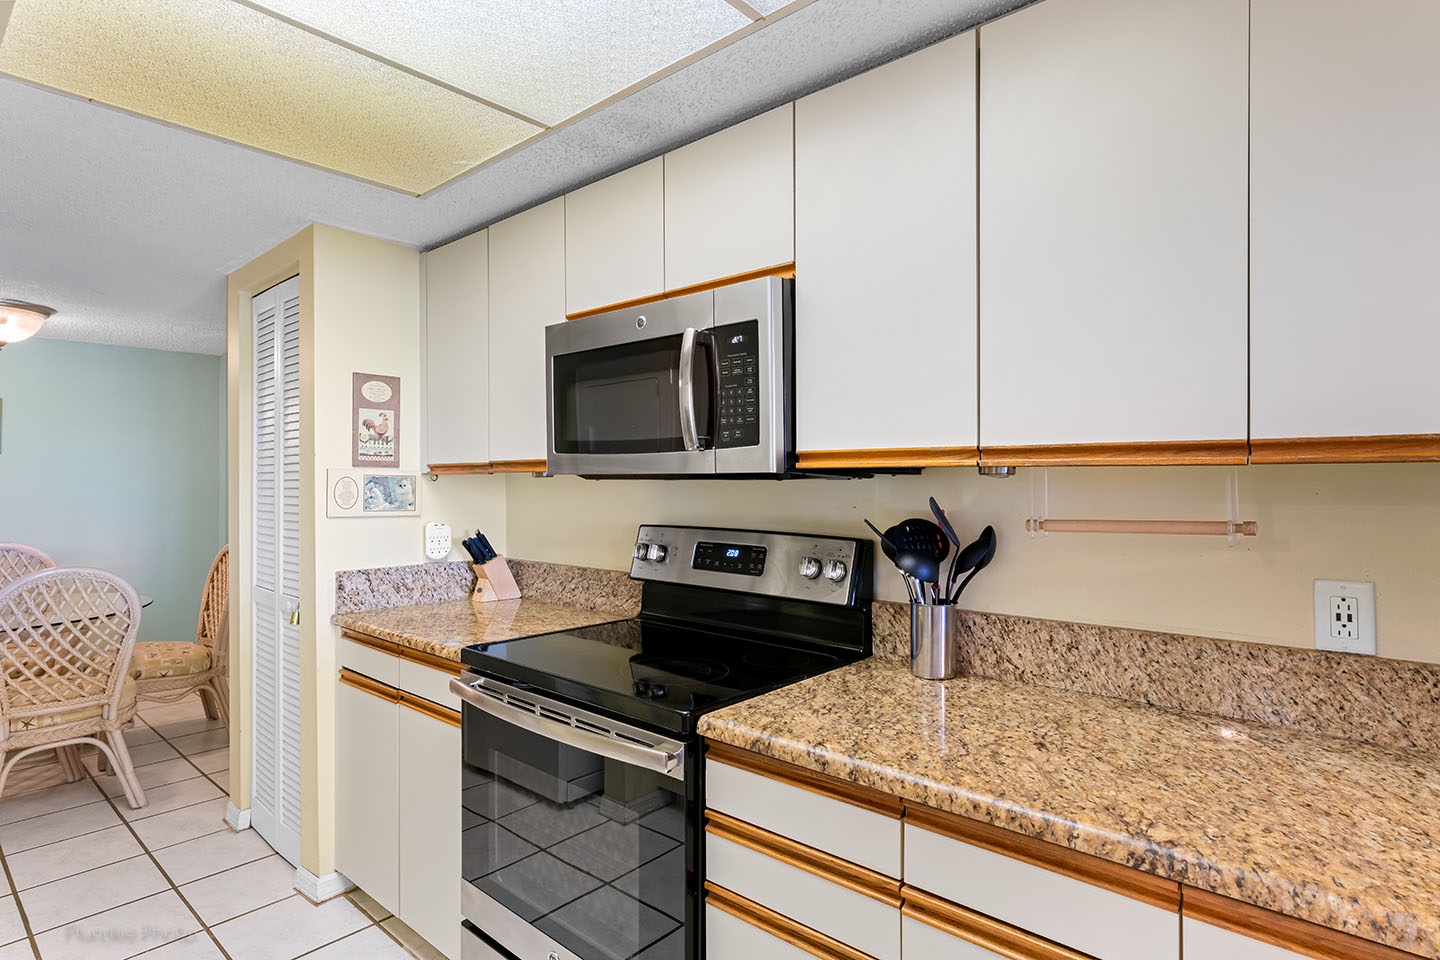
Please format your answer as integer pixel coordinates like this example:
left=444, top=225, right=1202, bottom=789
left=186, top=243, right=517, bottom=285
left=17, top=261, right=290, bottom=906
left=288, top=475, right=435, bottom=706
left=0, top=697, right=433, bottom=960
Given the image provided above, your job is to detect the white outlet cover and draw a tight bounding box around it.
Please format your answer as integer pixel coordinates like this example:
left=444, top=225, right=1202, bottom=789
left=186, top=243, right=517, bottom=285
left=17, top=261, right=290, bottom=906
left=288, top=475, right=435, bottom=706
left=424, top=522, right=452, bottom=561
left=1314, top=580, right=1376, bottom=655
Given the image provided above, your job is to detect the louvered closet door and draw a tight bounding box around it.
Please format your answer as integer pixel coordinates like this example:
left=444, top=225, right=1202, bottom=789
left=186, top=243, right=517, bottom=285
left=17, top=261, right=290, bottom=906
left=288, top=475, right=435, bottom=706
left=251, top=276, right=303, bottom=866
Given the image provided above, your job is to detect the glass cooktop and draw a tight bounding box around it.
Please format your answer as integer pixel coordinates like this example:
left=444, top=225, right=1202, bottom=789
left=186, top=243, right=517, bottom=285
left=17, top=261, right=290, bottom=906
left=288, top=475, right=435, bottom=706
left=460, top=618, right=859, bottom=735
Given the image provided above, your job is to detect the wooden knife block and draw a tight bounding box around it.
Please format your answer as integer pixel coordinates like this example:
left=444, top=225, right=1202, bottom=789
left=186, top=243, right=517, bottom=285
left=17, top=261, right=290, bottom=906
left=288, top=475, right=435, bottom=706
left=472, top=557, right=522, bottom=603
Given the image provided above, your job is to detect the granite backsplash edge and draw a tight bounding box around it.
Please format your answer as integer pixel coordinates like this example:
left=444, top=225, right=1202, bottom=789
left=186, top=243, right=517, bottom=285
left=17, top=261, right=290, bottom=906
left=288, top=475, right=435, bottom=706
left=334, top=562, right=1439, bottom=753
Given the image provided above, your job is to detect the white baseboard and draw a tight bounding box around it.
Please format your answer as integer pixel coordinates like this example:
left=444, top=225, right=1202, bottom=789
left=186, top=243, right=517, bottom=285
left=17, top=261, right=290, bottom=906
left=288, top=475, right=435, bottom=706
left=225, top=803, right=251, bottom=831
left=294, top=867, right=353, bottom=904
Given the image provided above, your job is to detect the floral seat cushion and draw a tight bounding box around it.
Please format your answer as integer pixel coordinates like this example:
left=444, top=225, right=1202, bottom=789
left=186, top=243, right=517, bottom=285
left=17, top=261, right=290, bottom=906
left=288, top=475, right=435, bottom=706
left=132, top=641, right=213, bottom=680
left=8, top=675, right=138, bottom=732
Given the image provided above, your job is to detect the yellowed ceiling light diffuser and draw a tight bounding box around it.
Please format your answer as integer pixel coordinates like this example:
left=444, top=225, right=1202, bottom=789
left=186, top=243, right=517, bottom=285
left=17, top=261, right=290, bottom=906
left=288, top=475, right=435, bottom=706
left=245, top=0, right=754, bottom=126
left=0, top=0, right=544, bottom=194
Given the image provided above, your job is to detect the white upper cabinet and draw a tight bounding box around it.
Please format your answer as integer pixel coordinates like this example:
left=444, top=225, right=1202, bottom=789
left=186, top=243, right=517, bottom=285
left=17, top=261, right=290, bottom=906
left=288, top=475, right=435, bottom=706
left=978, top=0, right=1248, bottom=451
left=424, top=230, right=489, bottom=467
left=1251, top=0, right=1440, bottom=444
left=664, top=104, right=794, bottom=290
left=489, top=198, right=565, bottom=464
left=565, top=158, right=665, bottom=316
left=795, top=32, right=977, bottom=456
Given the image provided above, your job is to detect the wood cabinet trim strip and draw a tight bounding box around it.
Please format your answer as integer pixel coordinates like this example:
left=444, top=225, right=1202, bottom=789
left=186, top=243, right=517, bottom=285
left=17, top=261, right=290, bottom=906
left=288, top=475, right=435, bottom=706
left=427, top=462, right=494, bottom=475
left=980, top=440, right=1249, bottom=467
left=795, top=447, right=980, bottom=469
left=397, top=690, right=462, bottom=728
left=902, top=885, right=1094, bottom=960
left=1250, top=434, right=1440, bottom=464
left=488, top=459, right=548, bottom=473
left=564, top=263, right=796, bottom=321
left=904, top=804, right=1181, bottom=912
left=704, top=881, right=879, bottom=960
left=1182, top=887, right=1418, bottom=960
left=704, top=741, right=904, bottom=819
left=340, top=630, right=462, bottom=677
left=705, top=809, right=902, bottom=907
left=337, top=667, right=401, bottom=704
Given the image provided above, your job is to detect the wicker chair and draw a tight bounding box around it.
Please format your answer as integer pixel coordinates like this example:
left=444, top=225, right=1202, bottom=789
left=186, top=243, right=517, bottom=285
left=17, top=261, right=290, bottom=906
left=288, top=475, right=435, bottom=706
left=133, top=545, right=229, bottom=724
left=0, top=568, right=148, bottom=808
left=0, top=543, right=55, bottom=585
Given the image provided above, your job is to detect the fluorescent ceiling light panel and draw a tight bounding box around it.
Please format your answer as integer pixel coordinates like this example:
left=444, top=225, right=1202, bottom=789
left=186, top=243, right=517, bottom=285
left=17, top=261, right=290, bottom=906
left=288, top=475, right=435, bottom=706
left=244, top=0, right=754, bottom=126
left=0, top=0, right=543, bottom=194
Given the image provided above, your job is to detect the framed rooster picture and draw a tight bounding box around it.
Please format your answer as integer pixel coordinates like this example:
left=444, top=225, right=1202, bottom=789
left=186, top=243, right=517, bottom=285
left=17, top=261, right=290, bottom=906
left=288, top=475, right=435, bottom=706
left=353, top=372, right=400, bottom=469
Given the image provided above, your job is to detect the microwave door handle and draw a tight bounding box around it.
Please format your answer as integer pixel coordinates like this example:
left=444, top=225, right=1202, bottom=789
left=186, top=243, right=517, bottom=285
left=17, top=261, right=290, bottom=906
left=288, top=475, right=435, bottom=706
left=448, top=678, right=685, bottom=778
left=679, top=327, right=702, bottom=451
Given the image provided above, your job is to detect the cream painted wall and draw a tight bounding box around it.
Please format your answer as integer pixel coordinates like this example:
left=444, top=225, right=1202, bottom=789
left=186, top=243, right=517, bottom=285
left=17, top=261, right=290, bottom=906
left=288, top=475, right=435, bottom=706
left=503, top=463, right=1440, bottom=664
left=228, top=225, right=507, bottom=882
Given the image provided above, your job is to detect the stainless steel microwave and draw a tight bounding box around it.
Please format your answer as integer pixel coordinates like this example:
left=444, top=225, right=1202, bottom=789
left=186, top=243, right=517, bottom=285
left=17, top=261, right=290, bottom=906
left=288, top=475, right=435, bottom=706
left=545, top=276, right=793, bottom=477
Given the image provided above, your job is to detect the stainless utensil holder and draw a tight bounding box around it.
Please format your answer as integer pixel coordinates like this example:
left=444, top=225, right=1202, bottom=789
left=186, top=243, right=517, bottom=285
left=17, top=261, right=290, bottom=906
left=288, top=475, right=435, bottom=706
left=910, top=602, right=958, bottom=680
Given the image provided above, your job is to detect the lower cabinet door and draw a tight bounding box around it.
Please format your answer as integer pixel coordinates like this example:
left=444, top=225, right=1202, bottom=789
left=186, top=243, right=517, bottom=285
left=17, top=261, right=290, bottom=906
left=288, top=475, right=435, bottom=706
left=707, top=904, right=819, bottom=960
left=901, top=889, right=1096, bottom=960
left=902, top=916, right=1010, bottom=960
left=399, top=702, right=462, bottom=960
left=335, top=677, right=401, bottom=915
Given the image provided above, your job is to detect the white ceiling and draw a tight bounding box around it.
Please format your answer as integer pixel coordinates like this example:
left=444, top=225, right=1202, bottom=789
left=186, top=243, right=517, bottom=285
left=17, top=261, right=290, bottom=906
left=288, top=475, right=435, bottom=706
left=0, top=0, right=1031, bottom=355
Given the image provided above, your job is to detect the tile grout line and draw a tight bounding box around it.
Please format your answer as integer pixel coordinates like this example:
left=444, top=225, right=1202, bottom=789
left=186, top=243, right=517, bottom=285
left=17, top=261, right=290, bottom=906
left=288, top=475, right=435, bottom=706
left=0, top=825, right=43, bottom=960
left=77, top=759, right=240, bottom=960
left=135, top=709, right=231, bottom=794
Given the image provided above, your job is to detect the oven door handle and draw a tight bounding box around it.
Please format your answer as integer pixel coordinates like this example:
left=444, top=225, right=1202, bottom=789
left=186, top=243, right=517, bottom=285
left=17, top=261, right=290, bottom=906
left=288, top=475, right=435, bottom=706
left=449, top=677, right=685, bottom=779
left=678, top=327, right=708, bottom=452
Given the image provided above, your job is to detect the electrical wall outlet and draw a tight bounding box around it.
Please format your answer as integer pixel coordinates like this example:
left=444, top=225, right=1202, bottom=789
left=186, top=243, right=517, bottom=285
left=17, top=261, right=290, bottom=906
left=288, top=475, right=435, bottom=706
left=424, top=522, right=452, bottom=561
left=1314, top=580, right=1376, bottom=655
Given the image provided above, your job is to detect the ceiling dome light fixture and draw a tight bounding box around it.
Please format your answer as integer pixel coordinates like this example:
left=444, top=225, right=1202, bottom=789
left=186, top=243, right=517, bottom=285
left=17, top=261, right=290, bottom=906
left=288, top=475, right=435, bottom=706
left=0, top=301, right=54, bottom=348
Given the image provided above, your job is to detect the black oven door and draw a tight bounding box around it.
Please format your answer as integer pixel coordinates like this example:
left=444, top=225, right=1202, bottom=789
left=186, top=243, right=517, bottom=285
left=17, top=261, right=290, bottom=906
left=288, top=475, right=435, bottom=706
left=453, top=673, right=698, bottom=960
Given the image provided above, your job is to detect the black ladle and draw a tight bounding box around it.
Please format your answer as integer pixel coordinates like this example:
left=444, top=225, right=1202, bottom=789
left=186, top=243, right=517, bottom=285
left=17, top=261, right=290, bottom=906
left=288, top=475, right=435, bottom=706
left=888, top=518, right=948, bottom=603
left=949, top=525, right=997, bottom=603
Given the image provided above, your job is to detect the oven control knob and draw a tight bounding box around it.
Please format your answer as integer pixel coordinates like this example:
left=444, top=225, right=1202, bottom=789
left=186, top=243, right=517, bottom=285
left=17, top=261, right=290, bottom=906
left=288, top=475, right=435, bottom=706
left=824, top=559, right=848, bottom=583
left=646, top=543, right=668, bottom=563
left=634, top=541, right=649, bottom=561
left=798, top=556, right=821, bottom=580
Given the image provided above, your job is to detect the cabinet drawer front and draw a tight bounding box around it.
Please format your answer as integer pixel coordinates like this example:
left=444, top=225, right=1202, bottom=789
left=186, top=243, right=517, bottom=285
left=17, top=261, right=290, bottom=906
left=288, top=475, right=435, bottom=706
left=339, top=636, right=399, bottom=686
left=706, top=832, right=899, bottom=960
left=704, top=756, right=901, bottom=876
left=1183, top=919, right=1306, bottom=960
left=707, top=904, right=823, bottom=960
left=398, top=658, right=461, bottom=709
left=904, top=824, right=1177, bottom=960
left=902, top=916, right=1011, bottom=960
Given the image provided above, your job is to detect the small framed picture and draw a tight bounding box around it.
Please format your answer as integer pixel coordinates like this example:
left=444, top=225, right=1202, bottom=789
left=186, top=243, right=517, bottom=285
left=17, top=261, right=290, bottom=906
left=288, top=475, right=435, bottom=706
left=326, top=468, right=418, bottom=517
left=353, top=373, right=400, bottom=468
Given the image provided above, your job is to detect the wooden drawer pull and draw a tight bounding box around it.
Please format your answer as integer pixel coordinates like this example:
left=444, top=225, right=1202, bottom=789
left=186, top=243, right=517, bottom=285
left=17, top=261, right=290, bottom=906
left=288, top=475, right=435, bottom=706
left=399, top=690, right=460, bottom=728
left=902, top=886, right=1094, bottom=960
left=338, top=667, right=400, bottom=703
left=706, top=882, right=878, bottom=960
left=705, top=809, right=901, bottom=908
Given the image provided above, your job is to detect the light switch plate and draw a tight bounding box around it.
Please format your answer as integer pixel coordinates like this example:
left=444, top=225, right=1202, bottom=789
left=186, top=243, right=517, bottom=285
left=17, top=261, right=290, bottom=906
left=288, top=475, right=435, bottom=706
left=1314, top=580, right=1376, bottom=655
left=425, top=522, right=452, bottom=561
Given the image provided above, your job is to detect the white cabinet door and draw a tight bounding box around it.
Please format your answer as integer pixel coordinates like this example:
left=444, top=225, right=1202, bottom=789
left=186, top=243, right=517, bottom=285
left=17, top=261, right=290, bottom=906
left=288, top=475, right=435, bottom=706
left=424, top=230, right=489, bottom=467
left=334, top=679, right=400, bottom=916
left=399, top=703, right=461, bottom=960
left=1251, top=0, right=1440, bottom=443
left=488, top=198, right=565, bottom=464
left=664, top=105, right=794, bottom=290
left=794, top=32, right=977, bottom=456
left=901, top=916, right=1012, bottom=960
left=978, top=0, right=1248, bottom=450
left=1182, top=919, right=1308, bottom=960
left=565, top=158, right=664, bottom=315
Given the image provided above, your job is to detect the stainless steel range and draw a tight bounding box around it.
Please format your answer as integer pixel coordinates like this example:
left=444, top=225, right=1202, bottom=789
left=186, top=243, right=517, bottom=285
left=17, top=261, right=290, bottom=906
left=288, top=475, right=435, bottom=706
left=450, top=525, right=872, bottom=960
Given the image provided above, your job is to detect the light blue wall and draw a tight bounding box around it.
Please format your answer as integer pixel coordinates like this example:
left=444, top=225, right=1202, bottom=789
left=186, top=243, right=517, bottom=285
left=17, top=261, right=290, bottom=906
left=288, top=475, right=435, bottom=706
left=0, top=339, right=226, bottom=642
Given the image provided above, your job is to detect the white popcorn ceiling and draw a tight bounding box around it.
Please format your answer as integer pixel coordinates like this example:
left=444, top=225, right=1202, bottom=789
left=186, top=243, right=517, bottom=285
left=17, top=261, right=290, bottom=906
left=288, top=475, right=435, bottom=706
left=0, top=0, right=1036, bottom=355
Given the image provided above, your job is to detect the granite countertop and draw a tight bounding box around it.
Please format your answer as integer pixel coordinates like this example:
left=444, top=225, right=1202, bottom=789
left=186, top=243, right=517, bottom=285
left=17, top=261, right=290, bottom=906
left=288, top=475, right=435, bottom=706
left=332, top=597, right=626, bottom=661
left=698, top=658, right=1440, bottom=958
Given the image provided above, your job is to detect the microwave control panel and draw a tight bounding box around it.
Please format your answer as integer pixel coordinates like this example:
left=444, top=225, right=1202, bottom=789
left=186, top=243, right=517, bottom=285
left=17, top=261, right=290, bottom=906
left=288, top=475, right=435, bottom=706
left=714, top=320, right=759, bottom=449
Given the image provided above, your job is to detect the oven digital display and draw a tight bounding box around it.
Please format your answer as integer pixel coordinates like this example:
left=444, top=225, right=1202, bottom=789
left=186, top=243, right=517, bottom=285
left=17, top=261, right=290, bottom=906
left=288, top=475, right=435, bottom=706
left=693, top=541, right=766, bottom=576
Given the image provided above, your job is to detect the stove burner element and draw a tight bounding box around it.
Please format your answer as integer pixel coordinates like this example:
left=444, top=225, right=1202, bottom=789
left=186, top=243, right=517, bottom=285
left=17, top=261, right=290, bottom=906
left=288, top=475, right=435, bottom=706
left=630, top=655, right=731, bottom=683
